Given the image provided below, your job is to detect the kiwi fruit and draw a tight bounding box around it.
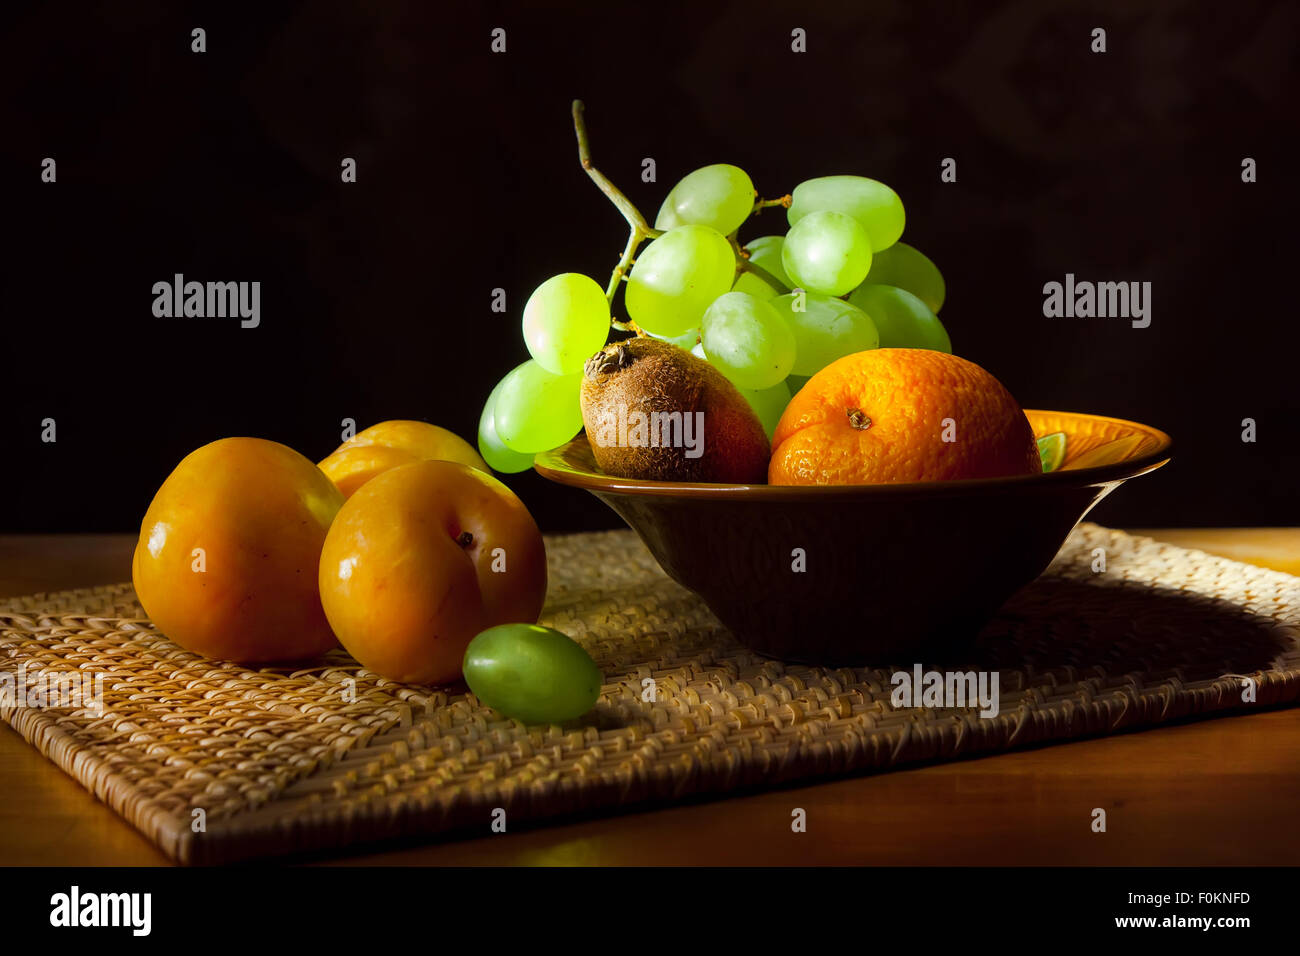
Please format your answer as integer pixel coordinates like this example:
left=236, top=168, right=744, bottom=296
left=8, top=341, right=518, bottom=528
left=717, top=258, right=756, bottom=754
left=580, top=337, right=770, bottom=483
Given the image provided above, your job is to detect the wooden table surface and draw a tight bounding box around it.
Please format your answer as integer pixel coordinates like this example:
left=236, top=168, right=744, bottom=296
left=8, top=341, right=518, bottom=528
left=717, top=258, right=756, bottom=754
left=2, top=528, right=1298, bottom=867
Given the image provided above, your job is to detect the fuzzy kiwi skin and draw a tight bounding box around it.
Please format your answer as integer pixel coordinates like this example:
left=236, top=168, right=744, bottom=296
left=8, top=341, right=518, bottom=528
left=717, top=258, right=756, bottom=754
left=580, top=338, right=770, bottom=483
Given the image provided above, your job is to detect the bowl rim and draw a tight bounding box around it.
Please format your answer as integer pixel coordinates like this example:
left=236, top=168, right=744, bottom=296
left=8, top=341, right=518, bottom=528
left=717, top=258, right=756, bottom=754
left=532, top=409, right=1172, bottom=499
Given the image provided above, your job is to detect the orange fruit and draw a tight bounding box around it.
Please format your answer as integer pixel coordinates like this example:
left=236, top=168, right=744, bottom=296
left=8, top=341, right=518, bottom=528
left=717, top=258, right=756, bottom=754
left=318, top=420, right=489, bottom=498
left=132, top=438, right=345, bottom=662
left=318, top=459, right=547, bottom=684
left=768, top=349, right=1041, bottom=485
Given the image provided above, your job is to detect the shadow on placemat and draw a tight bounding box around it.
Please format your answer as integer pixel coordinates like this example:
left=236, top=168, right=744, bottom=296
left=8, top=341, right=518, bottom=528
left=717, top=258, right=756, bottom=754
left=1, top=523, right=1298, bottom=864
left=974, top=576, right=1292, bottom=678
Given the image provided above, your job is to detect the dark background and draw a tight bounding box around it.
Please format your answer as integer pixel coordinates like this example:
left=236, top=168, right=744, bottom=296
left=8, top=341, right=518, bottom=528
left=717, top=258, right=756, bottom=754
left=2, top=0, right=1296, bottom=533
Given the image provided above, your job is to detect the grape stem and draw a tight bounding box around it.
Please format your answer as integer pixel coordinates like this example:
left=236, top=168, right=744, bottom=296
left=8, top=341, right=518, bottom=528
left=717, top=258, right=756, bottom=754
left=753, top=195, right=792, bottom=213
left=572, top=100, right=662, bottom=317
left=605, top=225, right=643, bottom=302
left=728, top=236, right=791, bottom=295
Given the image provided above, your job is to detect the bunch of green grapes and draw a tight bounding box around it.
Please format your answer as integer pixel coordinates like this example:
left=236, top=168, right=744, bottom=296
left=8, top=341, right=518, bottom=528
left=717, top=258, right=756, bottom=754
left=479, top=148, right=952, bottom=468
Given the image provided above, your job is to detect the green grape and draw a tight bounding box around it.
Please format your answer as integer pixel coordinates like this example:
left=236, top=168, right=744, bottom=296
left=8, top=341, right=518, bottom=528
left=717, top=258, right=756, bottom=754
left=646, top=326, right=702, bottom=350
left=788, top=175, right=905, bottom=252
left=731, top=270, right=779, bottom=300
left=654, top=164, right=754, bottom=236
left=743, top=235, right=792, bottom=290
left=625, top=225, right=735, bottom=337
left=654, top=195, right=683, bottom=231
left=492, top=360, right=584, bottom=453
left=781, top=210, right=872, bottom=297
left=690, top=340, right=706, bottom=360
left=770, top=292, right=879, bottom=376
left=522, top=273, right=611, bottom=374
left=463, top=623, right=602, bottom=725
left=477, top=370, right=535, bottom=473
left=700, top=291, right=796, bottom=390
left=848, top=284, right=952, bottom=353
left=738, top=380, right=792, bottom=442
left=785, top=373, right=811, bottom=396
left=860, top=241, right=946, bottom=313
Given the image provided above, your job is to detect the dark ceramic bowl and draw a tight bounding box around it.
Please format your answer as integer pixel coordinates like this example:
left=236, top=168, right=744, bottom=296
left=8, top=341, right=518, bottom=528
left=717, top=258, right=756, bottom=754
left=534, top=411, right=1171, bottom=665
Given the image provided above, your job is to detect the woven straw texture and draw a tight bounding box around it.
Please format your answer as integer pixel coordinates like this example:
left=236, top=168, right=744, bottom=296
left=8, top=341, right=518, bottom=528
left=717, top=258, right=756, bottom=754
left=2, top=523, right=1298, bottom=864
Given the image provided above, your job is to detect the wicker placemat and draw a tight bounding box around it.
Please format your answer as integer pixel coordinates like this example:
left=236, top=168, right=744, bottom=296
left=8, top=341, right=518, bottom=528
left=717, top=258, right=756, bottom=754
left=2, top=523, right=1298, bottom=864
